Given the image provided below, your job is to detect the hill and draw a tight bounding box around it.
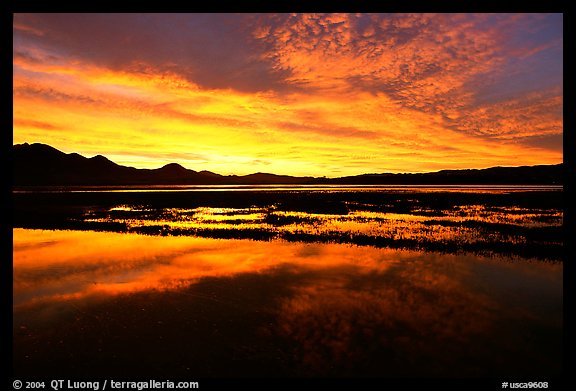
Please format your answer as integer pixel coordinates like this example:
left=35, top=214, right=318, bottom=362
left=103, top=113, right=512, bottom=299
left=12, top=143, right=562, bottom=186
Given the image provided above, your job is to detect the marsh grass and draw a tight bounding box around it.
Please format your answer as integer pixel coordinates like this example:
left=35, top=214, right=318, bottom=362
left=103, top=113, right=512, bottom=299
left=13, top=189, right=562, bottom=261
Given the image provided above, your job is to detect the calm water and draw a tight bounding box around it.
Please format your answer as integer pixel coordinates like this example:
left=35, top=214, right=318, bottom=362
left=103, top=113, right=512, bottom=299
left=13, top=184, right=563, bottom=193
left=13, top=186, right=563, bottom=260
left=13, top=186, right=563, bottom=377
left=14, top=228, right=562, bottom=377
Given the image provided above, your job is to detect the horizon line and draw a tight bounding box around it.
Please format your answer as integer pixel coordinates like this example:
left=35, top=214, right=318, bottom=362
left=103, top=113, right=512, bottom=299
left=13, top=142, right=564, bottom=179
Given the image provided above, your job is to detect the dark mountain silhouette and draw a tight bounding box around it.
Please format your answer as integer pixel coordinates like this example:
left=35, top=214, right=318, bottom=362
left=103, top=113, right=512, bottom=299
left=12, top=143, right=316, bottom=185
left=329, top=165, right=564, bottom=185
left=13, top=143, right=562, bottom=186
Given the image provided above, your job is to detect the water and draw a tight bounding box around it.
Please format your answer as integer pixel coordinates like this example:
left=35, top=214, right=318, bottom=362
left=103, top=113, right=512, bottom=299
left=13, top=186, right=563, bottom=261
left=13, top=184, right=563, bottom=193
left=14, top=228, right=562, bottom=377
left=12, top=186, right=563, bottom=377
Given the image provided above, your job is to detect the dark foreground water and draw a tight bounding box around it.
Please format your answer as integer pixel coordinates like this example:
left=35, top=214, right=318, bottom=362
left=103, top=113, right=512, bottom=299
left=13, top=186, right=563, bottom=378
left=14, top=229, right=561, bottom=377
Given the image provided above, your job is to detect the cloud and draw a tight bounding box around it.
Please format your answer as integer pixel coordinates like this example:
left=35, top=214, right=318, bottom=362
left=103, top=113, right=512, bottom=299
left=13, top=13, right=563, bottom=176
left=250, top=13, right=563, bottom=143
left=14, top=13, right=289, bottom=93
left=251, top=14, right=499, bottom=91
left=451, top=88, right=562, bottom=140
left=13, top=118, right=59, bottom=130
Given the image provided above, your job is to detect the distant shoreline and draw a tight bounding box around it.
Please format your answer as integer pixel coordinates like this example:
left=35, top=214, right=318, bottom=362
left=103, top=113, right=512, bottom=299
left=13, top=143, right=563, bottom=186
left=12, top=183, right=564, bottom=194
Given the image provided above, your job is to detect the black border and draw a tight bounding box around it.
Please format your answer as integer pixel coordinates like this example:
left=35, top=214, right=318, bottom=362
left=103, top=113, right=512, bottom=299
left=4, top=8, right=15, bottom=391
left=7, top=1, right=571, bottom=13
left=6, top=5, right=572, bottom=391
left=562, top=9, right=574, bottom=389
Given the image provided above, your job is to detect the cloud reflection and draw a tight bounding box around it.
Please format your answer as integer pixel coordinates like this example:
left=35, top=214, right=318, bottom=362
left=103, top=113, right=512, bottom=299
left=13, top=228, right=562, bottom=376
left=13, top=229, right=397, bottom=307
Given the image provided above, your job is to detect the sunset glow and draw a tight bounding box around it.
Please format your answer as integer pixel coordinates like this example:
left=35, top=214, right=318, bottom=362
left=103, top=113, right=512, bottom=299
left=13, top=13, right=563, bottom=176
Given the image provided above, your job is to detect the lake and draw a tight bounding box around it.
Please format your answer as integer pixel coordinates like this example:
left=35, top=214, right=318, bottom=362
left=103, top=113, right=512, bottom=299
left=12, top=186, right=563, bottom=377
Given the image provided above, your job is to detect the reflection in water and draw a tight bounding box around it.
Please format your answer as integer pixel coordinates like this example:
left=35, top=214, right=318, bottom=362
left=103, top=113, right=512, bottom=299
left=14, top=229, right=562, bottom=377
left=13, top=184, right=563, bottom=193
left=14, top=229, right=396, bottom=306
left=14, top=188, right=563, bottom=262
left=77, top=202, right=562, bottom=261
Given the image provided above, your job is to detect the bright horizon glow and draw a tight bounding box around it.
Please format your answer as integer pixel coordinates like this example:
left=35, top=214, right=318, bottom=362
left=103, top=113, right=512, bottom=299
left=13, top=13, right=563, bottom=177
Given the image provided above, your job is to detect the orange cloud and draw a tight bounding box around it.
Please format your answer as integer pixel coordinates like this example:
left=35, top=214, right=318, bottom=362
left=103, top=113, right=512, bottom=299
left=454, top=88, right=563, bottom=140
left=13, top=14, right=562, bottom=176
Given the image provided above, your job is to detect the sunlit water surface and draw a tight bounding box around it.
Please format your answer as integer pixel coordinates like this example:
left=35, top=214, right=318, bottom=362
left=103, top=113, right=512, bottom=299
left=13, top=228, right=562, bottom=377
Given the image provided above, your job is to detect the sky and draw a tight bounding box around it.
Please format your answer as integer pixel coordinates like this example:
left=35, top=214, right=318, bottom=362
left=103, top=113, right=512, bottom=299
left=13, top=13, right=563, bottom=177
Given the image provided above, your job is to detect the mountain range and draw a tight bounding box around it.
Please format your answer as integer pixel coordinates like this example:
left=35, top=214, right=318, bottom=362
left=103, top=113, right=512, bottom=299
left=13, top=143, right=563, bottom=186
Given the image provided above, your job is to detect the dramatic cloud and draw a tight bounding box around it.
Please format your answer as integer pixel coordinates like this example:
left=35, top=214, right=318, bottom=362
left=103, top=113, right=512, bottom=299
left=13, top=13, right=562, bottom=176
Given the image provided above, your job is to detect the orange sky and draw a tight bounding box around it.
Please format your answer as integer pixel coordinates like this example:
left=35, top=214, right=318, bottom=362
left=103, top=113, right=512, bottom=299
left=13, top=13, right=563, bottom=176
